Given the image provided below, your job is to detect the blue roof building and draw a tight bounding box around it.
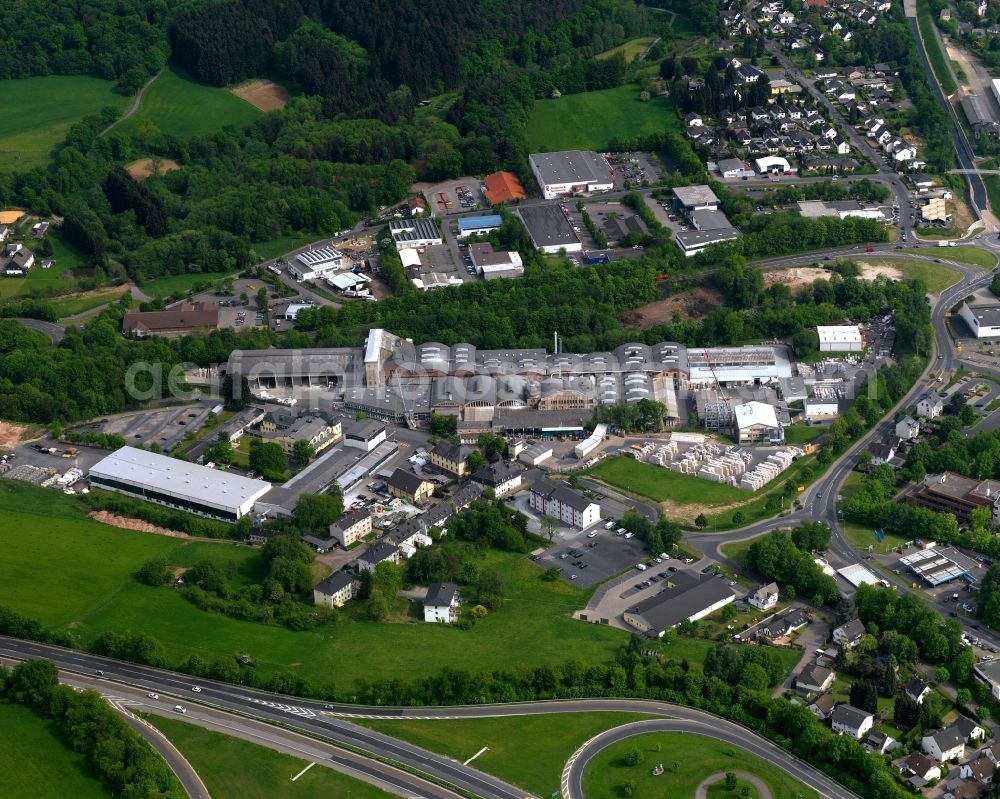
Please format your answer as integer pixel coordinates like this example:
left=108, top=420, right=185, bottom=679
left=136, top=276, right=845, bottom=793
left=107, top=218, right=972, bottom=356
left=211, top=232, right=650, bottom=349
left=458, top=215, right=503, bottom=236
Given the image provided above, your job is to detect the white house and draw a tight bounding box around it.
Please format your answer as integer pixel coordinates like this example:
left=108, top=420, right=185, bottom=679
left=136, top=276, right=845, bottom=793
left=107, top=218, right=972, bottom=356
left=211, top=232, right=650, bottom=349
left=901, top=752, right=941, bottom=785
left=923, top=727, right=968, bottom=762
left=831, top=704, right=874, bottom=739
left=896, top=416, right=920, bottom=440
left=356, top=541, right=401, bottom=573
left=796, top=663, right=835, bottom=694
left=529, top=478, right=600, bottom=529
left=833, top=618, right=866, bottom=648
left=905, top=678, right=932, bottom=705
left=748, top=582, right=779, bottom=610
left=917, top=393, right=945, bottom=419
left=312, top=571, right=357, bottom=608
left=423, top=582, right=460, bottom=623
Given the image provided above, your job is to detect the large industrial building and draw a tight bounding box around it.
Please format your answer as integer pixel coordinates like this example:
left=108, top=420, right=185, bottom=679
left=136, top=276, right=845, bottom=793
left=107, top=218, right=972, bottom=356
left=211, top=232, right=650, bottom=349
left=960, top=301, right=1000, bottom=339
left=528, top=151, right=614, bottom=199
left=388, top=219, right=443, bottom=250
left=623, top=571, right=735, bottom=636
left=516, top=204, right=582, bottom=253
left=288, top=247, right=345, bottom=281
left=818, top=325, right=863, bottom=352
left=226, top=332, right=794, bottom=427
left=88, top=446, right=271, bottom=521
left=674, top=227, right=742, bottom=257
left=457, top=215, right=503, bottom=238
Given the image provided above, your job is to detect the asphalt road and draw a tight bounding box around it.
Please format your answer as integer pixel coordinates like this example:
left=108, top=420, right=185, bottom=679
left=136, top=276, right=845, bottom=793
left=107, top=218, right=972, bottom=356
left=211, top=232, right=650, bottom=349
left=14, top=317, right=66, bottom=343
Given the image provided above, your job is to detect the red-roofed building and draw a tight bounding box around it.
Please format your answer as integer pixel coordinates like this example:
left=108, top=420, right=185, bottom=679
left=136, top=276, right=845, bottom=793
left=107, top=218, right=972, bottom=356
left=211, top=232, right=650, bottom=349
left=483, top=171, right=528, bottom=204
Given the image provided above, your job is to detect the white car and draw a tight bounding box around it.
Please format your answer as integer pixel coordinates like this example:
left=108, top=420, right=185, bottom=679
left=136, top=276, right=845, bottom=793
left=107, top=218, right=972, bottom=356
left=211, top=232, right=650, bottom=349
left=191, top=686, right=202, bottom=693
left=604, top=521, right=615, bottom=529
left=147, top=692, right=159, bottom=700
left=617, top=527, right=626, bottom=535
left=587, top=531, right=597, bottom=538
left=174, top=705, right=187, bottom=714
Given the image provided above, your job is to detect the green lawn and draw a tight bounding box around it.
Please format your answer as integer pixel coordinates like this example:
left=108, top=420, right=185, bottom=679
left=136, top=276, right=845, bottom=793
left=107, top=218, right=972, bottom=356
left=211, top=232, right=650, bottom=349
left=597, top=37, right=658, bottom=62
left=783, top=423, right=824, bottom=446
left=252, top=234, right=319, bottom=262
left=867, top=257, right=963, bottom=294
left=359, top=712, right=654, bottom=798
left=0, top=76, right=129, bottom=172
left=20, top=229, right=92, bottom=294
left=117, top=66, right=261, bottom=140
left=527, top=84, right=677, bottom=152
left=150, top=715, right=392, bottom=799
left=582, top=732, right=817, bottom=799
left=49, top=287, right=130, bottom=319
left=0, top=703, right=110, bottom=799
left=841, top=518, right=907, bottom=555
left=708, top=781, right=762, bottom=799
left=903, top=246, right=995, bottom=269
left=584, top=456, right=748, bottom=506
left=138, top=270, right=236, bottom=299
left=0, top=482, right=626, bottom=688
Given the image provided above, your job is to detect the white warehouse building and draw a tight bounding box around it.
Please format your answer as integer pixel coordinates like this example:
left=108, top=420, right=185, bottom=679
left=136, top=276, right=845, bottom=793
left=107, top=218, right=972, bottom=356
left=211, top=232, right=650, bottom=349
left=288, top=247, right=346, bottom=281
left=960, top=302, right=1000, bottom=339
left=528, top=150, right=614, bottom=199
left=817, top=325, right=863, bottom=352
left=88, top=446, right=271, bottom=521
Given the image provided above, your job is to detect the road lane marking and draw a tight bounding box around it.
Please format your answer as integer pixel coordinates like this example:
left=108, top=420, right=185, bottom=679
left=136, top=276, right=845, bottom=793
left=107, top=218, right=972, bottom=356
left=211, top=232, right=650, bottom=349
left=463, top=746, right=488, bottom=765
left=291, top=761, right=315, bottom=781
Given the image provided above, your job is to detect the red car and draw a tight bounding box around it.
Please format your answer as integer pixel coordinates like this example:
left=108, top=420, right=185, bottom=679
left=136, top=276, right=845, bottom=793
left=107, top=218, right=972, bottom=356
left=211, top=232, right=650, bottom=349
left=866, top=246, right=874, bottom=253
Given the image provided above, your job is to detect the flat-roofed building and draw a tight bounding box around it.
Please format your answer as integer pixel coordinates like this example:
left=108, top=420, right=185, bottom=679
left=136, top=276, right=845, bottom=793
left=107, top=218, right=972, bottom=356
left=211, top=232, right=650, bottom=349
left=288, top=247, right=345, bottom=280
left=516, top=204, right=582, bottom=253
left=672, top=185, right=720, bottom=211
left=674, top=227, right=742, bottom=257
left=906, top=471, right=1000, bottom=523
left=690, top=209, right=734, bottom=230
left=528, top=150, right=614, bottom=199
left=468, top=243, right=524, bottom=279
left=88, top=446, right=270, bottom=521
left=388, top=219, right=443, bottom=250
left=623, top=571, right=734, bottom=636
left=960, top=301, right=1000, bottom=338
left=457, top=214, right=503, bottom=238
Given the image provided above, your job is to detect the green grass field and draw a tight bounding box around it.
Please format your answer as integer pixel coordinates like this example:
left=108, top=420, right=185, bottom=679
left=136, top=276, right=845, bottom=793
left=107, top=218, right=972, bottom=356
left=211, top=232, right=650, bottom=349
left=582, top=732, right=816, bottom=799
left=527, top=85, right=677, bottom=152
left=597, top=37, right=658, bottom=62
left=359, top=712, right=654, bottom=797
left=0, top=482, right=625, bottom=688
left=0, top=76, right=129, bottom=172
left=0, top=703, right=110, bottom=799
left=117, top=67, right=260, bottom=141
left=49, top=287, right=129, bottom=319
left=138, top=270, right=236, bottom=298
left=902, top=246, right=996, bottom=269
left=866, top=257, right=962, bottom=294
left=584, top=456, right=748, bottom=506
left=783, top=423, right=824, bottom=446
left=150, top=715, right=392, bottom=799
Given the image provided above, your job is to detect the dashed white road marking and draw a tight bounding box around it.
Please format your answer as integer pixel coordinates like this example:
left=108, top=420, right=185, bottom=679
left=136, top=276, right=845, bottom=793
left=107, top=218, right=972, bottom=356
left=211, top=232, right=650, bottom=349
left=248, top=698, right=317, bottom=719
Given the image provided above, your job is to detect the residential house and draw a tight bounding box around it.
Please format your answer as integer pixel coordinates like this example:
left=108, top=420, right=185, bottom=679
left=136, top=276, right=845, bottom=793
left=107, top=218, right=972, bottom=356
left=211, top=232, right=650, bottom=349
left=470, top=461, right=523, bottom=498
left=796, top=663, right=835, bottom=693
left=748, top=582, right=780, bottom=610
left=757, top=608, right=809, bottom=639
left=905, top=678, right=932, bottom=705
left=328, top=507, right=372, bottom=548
left=896, top=416, right=920, bottom=440
left=387, top=469, right=435, bottom=505
left=356, top=541, right=400, bottom=573
left=430, top=439, right=472, bottom=478
left=312, top=571, right=357, bottom=608
left=917, top=393, right=945, bottom=419
left=923, top=726, right=970, bottom=762
left=529, top=477, right=600, bottom=529
left=831, top=704, right=875, bottom=739
left=832, top=618, right=866, bottom=648
left=423, top=582, right=460, bottom=623
left=809, top=693, right=835, bottom=720
left=865, top=731, right=895, bottom=755
left=960, top=757, right=996, bottom=784
left=901, top=752, right=942, bottom=786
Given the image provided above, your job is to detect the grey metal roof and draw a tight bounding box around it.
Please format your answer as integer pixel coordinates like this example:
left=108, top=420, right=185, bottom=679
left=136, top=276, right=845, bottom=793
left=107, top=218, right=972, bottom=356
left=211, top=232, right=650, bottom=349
left=516, top=204, right=580, bottom=249
left=528, top=150, right=612, bottom=186
left=625, top=571, right=734, bottom=631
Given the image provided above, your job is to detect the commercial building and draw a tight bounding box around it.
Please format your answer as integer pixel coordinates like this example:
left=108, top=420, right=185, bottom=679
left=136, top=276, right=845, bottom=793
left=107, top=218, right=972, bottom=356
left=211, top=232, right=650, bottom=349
left=755, top=155, right=793, bottom=175
left=516, top=204, right=582, bottom=253
left=672, top=185, right=720, bottom=211
left=312, top=571, right=357, bottom=608
left=468, top=243, right=524, bottom=279
left=674, top=227, right=742, bottom=257
left=690, top=209, right=734, bottom=231
left=342, top=419, right=387, bottom=452
left=528, top=150, right=614, bottom=199
left=88, top=446, right=271, bottom=521
left=733, top=401, right=783, bottom=444
left=717, top=158, right=755, bottom=179
left=575, top=423, right=608, bottom=459
left=122, top=302, right=220, bottom=338
left=388, top=219, right=443, bottom=250
left=960, top=301, right=1000, bottom=339
left=623, top=571, right=734, bottom=636
left=920, top=197, right=950, bottom=222
left=906, top=471, right=1000, bottom=523
left=900, top=546, right=982, bottom=587
left=457, top=215, right=503, bottom=238
left=328, top=508, right=372, bottom=548
left=483, top=171, right=527, bottom=204
left=326, top=272, right=371, bottom=293
left=817, top=325, right=863, bottom=352
left=288, top=247, right=345, bottom=281
left=529, top=477, right=600, bottom=529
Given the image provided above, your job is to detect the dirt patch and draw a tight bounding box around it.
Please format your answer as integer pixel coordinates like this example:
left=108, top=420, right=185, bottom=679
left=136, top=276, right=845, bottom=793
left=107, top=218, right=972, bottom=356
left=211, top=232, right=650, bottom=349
left=88, top=510, right=190, bottom=538
left=0, top=422, right=28, bottom=449
left=231, top=79, right=289, bottom=112
left=125, top=158, right=182, bottom=181
left=855, top=261, right=903, bottom=281
left=0, top=210, right=25, bottom=224
left=622, top=287, right=724, bottom=327
left=762, top=266, right=829, bottom=292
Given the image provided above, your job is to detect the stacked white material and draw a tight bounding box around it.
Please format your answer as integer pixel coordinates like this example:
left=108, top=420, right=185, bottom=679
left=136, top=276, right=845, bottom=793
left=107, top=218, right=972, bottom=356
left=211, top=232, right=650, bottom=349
left=739, top=449, right=798, bottom=491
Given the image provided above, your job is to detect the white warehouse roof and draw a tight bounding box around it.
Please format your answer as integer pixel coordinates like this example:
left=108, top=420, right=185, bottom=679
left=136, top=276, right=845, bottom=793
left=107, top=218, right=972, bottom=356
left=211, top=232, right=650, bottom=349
left=89, top=446, right=271, bottom=516
left=734, top=401, right=779, bottom=430
left=296, top=246, right=343, bottom=267
left=817, top=325, right=862, bottom=345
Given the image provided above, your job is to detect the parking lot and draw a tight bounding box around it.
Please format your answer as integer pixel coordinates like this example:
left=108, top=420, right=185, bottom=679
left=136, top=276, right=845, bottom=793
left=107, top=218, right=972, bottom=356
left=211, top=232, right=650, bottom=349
left=532, top=523, right=651, bottom=588
left=418, top=177, right=486, bottom=216
left=607, top=151, right=662, bottom=185
left=73, top=405, right=215, bottom=451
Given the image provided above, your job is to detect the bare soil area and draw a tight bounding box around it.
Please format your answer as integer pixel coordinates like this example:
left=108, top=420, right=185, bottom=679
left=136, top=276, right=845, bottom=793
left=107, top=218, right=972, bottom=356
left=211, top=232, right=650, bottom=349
left=622, top=287, right=723, bottom=327
left=0, top=422, right=28, bottom=449
left=126, top=158, right=182, bottom=181
left=855, top=261, right=903, bottom=281
left=231, top=79, right=289, bottom=112
left=0, top=210, right=25, bottom=224
left=88, top=510, right=189, bottom=538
